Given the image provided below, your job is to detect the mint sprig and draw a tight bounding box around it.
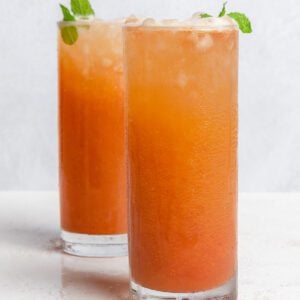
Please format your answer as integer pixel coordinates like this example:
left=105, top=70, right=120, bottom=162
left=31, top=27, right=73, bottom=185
left=71, top=0, right=95, bottom=19
left=200, top=2, right=252, bottom=34
left=59, top=0, right=95, bottom=45
left=60, top=26, right=78, bottom=45
left=218, top=2, right=227, bottom=17
left=227, top=12, right=252, bottom=33
left=60, top=4, right=75, bottom=21
left=200, top=13, right=212, bottom=18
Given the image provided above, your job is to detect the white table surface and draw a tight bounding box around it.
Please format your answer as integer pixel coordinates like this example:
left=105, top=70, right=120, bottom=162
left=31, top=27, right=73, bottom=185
left=0, top=192, right=300, bottom=300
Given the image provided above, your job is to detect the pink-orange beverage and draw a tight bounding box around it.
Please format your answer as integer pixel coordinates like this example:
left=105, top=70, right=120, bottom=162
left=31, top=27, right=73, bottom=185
left=125, top=17, right=238, bottom=299
left=58, top=20, right=127, bottom=257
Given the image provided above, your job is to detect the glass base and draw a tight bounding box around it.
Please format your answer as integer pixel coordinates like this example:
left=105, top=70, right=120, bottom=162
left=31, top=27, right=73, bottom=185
left=131, top=276, right=236, bottom=300
left=61, top=230, right=128, bottom=257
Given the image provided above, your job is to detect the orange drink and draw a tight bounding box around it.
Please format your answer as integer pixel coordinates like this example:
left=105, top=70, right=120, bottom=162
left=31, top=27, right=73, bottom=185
left=58, top=20, right=127, bottom=257
left=125, top=17, right=238, bottom=298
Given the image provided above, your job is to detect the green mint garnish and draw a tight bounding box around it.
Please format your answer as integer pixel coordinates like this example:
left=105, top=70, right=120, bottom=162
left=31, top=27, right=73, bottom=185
left=200, top=13, right=212, bottom=18
left=71, top=0, right=95, bottom=19
left=227, top=12, right=252, bottom=33
left=218, top=2, right=227, bottom=17
left=60, top=4, right=75, bottom=21
left=59, top=4, right=78, bottom=45
left=199, top=2, right=252, bottom=34
left=59, top=0, right=95, bottom=45
left=60, top=26, right=78, bottom=45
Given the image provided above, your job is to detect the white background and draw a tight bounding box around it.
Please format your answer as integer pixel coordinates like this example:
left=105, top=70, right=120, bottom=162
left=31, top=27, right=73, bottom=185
left=0, top=0, right=299, bottom=191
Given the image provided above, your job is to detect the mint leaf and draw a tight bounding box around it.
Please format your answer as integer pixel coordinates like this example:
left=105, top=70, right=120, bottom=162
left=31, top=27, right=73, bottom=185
left=200, top=13, right=212, bottom=18
left=71, top=0, right=95, bottom=18
left=227, top=12, right=252, bottom=33
left=60, top=4, right=75, bottom=21
left=218, top=2, right=227, bottom=17
left=60, top=26, right=78, bottom=45
left=59, top=4, right=78, bottom=45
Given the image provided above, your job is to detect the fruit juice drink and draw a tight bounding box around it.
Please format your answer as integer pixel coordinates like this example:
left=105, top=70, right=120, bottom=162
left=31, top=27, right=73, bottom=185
left=58, top=20, right=127, bottom=257
left=125, top=17, right=238, bottom=297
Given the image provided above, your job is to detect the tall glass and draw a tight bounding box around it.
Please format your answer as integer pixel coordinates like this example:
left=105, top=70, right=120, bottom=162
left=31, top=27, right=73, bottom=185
left=58, top=20, right=127, bottom=257
left=124, top=20, right=238, bottom=299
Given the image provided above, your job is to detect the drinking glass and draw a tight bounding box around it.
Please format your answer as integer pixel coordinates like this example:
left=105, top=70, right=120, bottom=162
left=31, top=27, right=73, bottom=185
left=124, top=20, right=238, bottom=299
left=58, top=20, right=127, bottom=257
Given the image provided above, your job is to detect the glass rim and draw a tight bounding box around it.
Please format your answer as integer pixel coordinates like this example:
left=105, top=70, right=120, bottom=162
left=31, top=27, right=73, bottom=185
left=57, top=19, right=124, bottom=28
left=124, top=23, right=238, bottom=31
left=57, top=18, right=238, bottom=31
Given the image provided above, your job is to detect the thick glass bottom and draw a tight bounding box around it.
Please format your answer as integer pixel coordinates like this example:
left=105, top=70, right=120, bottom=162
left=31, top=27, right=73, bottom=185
left=131, top=275, right=236, bottom=300
left=61, top=230, right=128, bottom=257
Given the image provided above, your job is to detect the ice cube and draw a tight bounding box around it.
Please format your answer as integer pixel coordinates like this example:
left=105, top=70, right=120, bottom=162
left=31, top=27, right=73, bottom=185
left=142, top=18, right=156, bottom=26
left=191, top=12, right=202, bottom=19
left=162, top=19, right=178, bottom=26
left=196, top=34, right=213, bottom=50
left=125, top=15, right=139, bottom=24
